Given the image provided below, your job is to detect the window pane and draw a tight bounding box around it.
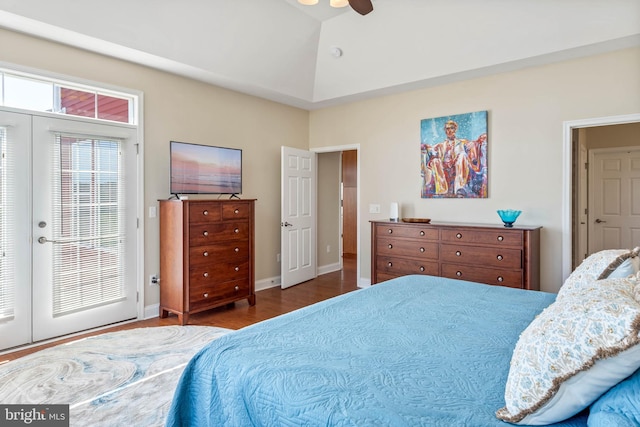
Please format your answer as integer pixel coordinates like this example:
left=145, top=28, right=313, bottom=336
left=98, top=94, right=129, bottom=123
left=59, top=87, right=96, bottom=118
left=4, top=74, right=53, bottom=112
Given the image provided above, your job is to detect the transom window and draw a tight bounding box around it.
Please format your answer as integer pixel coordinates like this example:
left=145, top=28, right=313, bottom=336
left=0, top=69, right=137, bottom=125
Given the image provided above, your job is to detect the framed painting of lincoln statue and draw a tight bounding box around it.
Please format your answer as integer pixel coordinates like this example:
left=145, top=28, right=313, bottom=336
left=420, top=110, right=488, bottom=198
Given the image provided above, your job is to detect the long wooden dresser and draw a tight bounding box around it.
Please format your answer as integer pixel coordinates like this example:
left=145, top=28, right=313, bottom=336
left=159, top=199, right=256, bottom=325
left=371, top=220, right=541, bottom=290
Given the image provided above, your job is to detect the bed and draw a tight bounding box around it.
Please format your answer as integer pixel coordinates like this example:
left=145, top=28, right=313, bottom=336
left=167, top=246, right=640, bottom=426
left=167, top=274, right=601, bottom=426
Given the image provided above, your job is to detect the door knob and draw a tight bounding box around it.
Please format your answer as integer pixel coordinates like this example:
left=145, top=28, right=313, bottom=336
left=281, top=222, right=293, bottom=227
left=595, top=219, right=606, bottom=223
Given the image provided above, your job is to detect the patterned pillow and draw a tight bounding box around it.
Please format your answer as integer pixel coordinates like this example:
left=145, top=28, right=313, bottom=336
left=496, top=274, right=640, bottom=425
left=558, top=249, right=637, bottom=300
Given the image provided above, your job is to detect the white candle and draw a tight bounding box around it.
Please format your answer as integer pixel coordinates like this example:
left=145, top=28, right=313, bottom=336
left=390, top=202, right=399, bottom=221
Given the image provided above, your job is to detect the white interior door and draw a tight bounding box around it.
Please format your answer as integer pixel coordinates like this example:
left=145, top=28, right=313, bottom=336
left=281, top=146, right=317, bottom=289
left=589, top=147, right=640, bottom=252
left=0, top=111, right=32, bottom=350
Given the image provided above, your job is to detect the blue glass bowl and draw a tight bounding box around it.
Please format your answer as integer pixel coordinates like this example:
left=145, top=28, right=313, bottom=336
left=497, top=210, right=522, bottom=227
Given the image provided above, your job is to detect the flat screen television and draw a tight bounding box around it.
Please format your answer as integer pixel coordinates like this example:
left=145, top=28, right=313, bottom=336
left=170, top=141, right=242, bottom=196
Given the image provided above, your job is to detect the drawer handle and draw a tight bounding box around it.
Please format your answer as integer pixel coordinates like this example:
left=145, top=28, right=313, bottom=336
left=388, top=262, right=393, bottom=267
left=497, top=236, right=504, bottom=242
left=203, top=231, right=209, bottom=237
left=388, top=244, right=393, bottom=249
left=234, top=228, right=239, bottom=233
left=203, top=210, right=209, bottom=216
left=234, top=247, right=240, bottom=252
left=497, top=255, right=503, bottom=261
left=234, top=209, right=239, bottom=214
left=456, top=271, right=462, bottom=277
left=203, top=292, right=209, bottom=298
left=235, top=266, right=240, bottom=272
left=420, top=230, right=425, bottom=236
left=234, top=285, right=240, bottom=291
left=420, top=247, right=425, bottom=253
left=388, top=229, right=393, bottom=234
left=419, top=266, right=425, bottom=272
left=456, top=233, right=462, bottom=239
left=203, top=272, right=209, bottom=278
left=497, top=276, right=504, bottom=282
left=203, top=251, right=209, bottom=257
left=455, top=251, right=461, bottom=256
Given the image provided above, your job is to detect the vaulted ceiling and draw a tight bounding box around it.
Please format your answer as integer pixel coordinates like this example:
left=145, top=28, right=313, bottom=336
left=0, top=0, right=638, bottom=110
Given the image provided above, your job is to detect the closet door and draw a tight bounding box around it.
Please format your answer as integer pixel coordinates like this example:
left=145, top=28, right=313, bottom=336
left=31, top=116, right=138, bottom=341
left=0, top=111, right=32, bottom=350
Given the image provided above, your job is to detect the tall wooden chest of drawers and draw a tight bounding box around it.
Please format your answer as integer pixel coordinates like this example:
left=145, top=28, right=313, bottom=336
left=371, top=221, right=541, bottom=290
left=159, top=199, right=256, bottom=325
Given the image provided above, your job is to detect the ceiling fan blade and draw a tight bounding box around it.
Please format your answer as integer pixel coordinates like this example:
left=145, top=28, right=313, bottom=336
left=348, top=0, right=373, bottom=15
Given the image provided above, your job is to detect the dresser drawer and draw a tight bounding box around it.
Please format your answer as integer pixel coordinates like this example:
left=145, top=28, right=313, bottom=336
left=190, top=222, right=249, bottom=245
left=188, top=203, right=222, bottom=223
left=189, top=279, right=250, bottom=311
left=222, top=203, right=251, bottom=220
left=376, top=256, right=439, bottom=276
left=440, top=244, right=522, bottom=269
left=441, top=228, right=522, bottom=247
left=376, top=273, right=402, bottom=283
left=376, top=239, right=438, bottom=260
left=189, top=241, right=249, bottom=265
left=190, top=260, right=249, bottom=284
left=441, top=263, right=523, bottom=288
left=375, top=224, right=438, bottom=240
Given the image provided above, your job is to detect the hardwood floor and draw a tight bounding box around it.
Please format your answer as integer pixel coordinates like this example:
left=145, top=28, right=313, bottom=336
left=1, top=258, right=358, bottom=363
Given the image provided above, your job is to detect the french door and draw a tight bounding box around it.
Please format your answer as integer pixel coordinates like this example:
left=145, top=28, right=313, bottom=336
left=0, top=111, right=138, bottom=350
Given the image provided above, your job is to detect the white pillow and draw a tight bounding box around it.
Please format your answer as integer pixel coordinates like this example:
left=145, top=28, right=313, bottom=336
left=496, top=274, right=640, bottom=425
left=598, top=247, right=640, bottom=280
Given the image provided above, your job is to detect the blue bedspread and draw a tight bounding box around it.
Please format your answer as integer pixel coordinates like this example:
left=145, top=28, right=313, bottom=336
left=167, top=275, right=588, bottom=426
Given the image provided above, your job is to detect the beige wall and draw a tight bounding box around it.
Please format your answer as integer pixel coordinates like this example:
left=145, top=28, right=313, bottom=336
left=309, top=47, right=640, bottom=293
left=0, top=28, right=309, bottom=307
left=317, top=152, right=341, bottom=268
left=2, top=27, right=639, bottom=299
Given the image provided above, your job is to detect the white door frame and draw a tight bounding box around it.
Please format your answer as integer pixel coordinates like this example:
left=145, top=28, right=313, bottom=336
left=562, top=113, right=640, bottom=280
left=312, top=144, right=361, bottom=286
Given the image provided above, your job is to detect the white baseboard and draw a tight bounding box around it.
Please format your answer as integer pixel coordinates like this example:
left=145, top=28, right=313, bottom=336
left=256, top=276, right=280, bottom=292
left=144, top=304, right=159, bottom=319
left=318, top=262, right=341, bottom=276
left=358, top=278, right=371, bottom=288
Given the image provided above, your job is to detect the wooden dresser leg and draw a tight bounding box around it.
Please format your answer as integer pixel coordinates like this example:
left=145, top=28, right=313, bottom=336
left=159, top=307, right=169, bottom=318
left=178, top=313, right=189, bottom=325
left=248, top=295, right=256, bottom=306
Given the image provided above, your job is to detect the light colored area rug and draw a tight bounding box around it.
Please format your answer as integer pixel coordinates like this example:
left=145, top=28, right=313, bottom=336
left=0, top=325, right=231, bottom=426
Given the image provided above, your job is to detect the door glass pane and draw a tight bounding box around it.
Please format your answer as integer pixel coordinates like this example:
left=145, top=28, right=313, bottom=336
left=52, top=134, right=126, bottom=316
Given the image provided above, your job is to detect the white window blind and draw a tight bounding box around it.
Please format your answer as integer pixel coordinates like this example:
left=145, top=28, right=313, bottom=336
left=0, top=126, right=15, bottom=322
left=51, top=133, right=127, bottom=317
